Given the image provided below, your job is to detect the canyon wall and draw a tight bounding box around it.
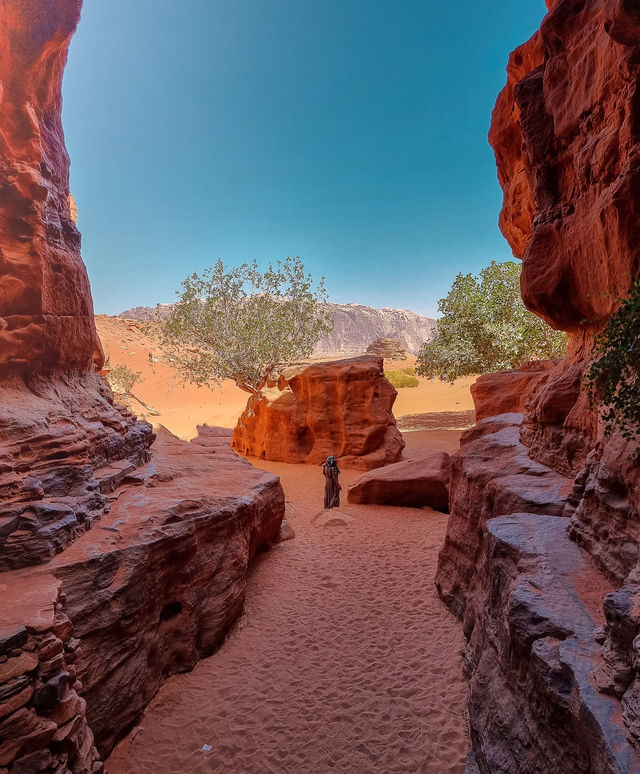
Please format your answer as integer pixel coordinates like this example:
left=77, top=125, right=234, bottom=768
left=0, top=0, right=100, bottom=373
left=438, top=0, right=640, bottom=770
left=0, top=3, right=285, bottom=769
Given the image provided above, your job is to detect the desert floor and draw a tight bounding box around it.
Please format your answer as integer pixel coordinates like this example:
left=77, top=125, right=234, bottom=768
left=107, top=429, right=469, bottom=774
left=99, top=315, right=471, bottom=772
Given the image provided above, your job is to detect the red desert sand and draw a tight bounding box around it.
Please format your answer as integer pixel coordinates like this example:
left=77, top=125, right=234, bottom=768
left=107, top=430, right=468, bottom=773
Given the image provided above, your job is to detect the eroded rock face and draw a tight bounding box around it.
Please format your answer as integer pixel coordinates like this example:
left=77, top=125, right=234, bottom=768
left=487, top=0, right=640, bottom=590
left=347, top=451, right=450, bottom=511
left=464, top=514, right=629, bottom=773
left=0, top=0, right=101, bottom=373
left=0, top=373, right=153, bottom=570
left=366, top=338, right=407, bottom=360
left=490, top=1, right=640, bottom=333
left=441, top=0, right=640, bottom=768
left=48, top=426, right=284, bottom=755
left=435, top=413, right=572, bottom=619
left=2, top=427, right=284, bottom=757
left=470, top=360, right=555, bottom=422
left=0, top=576, right=102, bottom=772
left=232, top=356, right=405, bottom=470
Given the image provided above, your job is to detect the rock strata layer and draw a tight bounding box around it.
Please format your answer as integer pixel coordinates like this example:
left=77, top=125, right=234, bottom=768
left=366, top=338, right=407, bottom=360
left=3, top=426, right=284, bottom=759
left=0, top=373, right=153, bottom=570
left=470, top=360, right=555, bottom=422
left=232, top=356, right=405, bottom=470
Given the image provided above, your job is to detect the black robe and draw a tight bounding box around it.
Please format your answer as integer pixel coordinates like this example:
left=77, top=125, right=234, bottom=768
left=323, top=464, right=341, bottom=508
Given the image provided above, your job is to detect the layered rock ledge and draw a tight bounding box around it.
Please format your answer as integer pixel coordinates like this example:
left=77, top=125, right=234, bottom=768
left=2, top=427, right=284, bottom=763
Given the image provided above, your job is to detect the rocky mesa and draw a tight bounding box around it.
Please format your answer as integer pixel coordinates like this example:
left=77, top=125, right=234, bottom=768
left=119, top=302, right=436, bottom=356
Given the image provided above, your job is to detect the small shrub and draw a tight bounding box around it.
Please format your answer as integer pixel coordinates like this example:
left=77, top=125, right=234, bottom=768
left=107, top=364, right=142, bottom=396
left=584, top=279, right=640, bottom=444
left=401, top=366, right=416, bottom=376
left=385, top=370, right=419, bottom=388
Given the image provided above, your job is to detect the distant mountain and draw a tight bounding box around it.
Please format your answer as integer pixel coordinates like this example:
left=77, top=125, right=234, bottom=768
left=118, top=302, right=436, bottom=356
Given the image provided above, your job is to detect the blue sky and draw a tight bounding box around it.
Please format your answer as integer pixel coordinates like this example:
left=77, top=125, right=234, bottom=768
left=63, top=0, right=546, bottom=317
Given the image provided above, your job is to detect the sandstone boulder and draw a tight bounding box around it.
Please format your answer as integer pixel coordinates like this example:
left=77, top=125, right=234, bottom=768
left=232, top=356, right=405, bottom=470
left=470, top=360, right=556, bottom=422
left=366, top=338, right=407, bottom=359
left=347, top=452, right=450, bottom=511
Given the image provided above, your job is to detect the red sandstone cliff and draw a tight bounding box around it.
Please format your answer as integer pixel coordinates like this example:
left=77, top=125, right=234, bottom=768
left=0, top=0, right=101, bottom=373
left=0, top=3, right=285, bottom=770
left=437, top=1, right=640, bottom=771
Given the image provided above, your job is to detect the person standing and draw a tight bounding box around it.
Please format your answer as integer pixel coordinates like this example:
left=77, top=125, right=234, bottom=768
left=322, top=455, right=341, bottom=509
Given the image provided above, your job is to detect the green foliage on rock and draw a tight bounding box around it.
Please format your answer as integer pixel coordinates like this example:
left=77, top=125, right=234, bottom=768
left=584, top=279, right=640, bottom=442
left=385, top=370, right=419, bottom=388
left=416, top=260, right=568, bottom=382
left=156, top=257, right=333, bottom=395
left=106, top=364, right=142, bottom=396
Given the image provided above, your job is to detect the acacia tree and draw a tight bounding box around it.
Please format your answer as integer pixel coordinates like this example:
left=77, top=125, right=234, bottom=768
left=416, top=260, right=568, bottom=382
left=155, top=257, right=333, bottom=395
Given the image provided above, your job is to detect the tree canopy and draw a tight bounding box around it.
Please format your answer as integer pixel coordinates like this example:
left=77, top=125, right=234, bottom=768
left=155, top=257, right=333, bottom=395
left=416, top=260, right=568, bottom=382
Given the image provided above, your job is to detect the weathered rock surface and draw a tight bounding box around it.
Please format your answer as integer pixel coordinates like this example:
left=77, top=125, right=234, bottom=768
left=490, top=1, right=640, bottom=333
left=347, top=451, right=450, bottom=511
left=465, top=514, right=635, bottom=773
left=470, top=360, right=555, bottom=422
left=0, top=0, right=101, bottom=373
left=119, top=303, right=436, bottom=356
left=0, top=373, right=153, bottom=570
left=0, top=575, right=102, bottom=772
left=232, top=356, right=405, bottom=470
left=436, top=413, right=572, bottom=620
left=366, top=338, right=407, bottom=360
left=4, top=426, right=284, bottom=757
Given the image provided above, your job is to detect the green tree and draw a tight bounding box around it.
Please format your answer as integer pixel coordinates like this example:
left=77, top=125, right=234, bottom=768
left=156, top=257, right=333, bottom=395
left=416, top=260, right=567, bottom=382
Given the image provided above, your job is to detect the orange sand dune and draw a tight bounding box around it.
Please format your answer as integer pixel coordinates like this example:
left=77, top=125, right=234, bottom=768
left=107, top=430, right=469, bottom=774
left=95, top=316, right=476, bottom=440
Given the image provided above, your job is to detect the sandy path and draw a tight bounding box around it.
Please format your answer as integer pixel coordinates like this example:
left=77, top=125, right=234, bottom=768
left=107, top=432, right=469, bottom=774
